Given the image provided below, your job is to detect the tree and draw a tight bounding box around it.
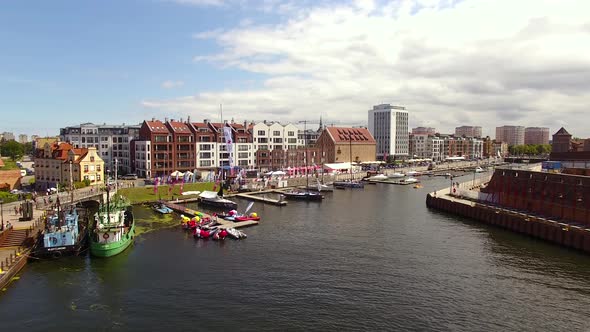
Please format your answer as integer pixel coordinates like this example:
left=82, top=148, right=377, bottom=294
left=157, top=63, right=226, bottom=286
left=0, top=140, right=24, bottom=160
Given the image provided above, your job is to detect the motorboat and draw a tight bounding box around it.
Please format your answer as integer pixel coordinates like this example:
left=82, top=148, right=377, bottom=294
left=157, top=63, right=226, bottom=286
left=333, top=180, right=365, bottom=189
left=388, top=172, right=405, bottom=178
left=366, top=174, right=388, bottom=181
left=406, top=171, right=421, bottom=176
left=198, top=189, right=238, bottom=210
left=281, top=189, right=324, bottom=201
left=475, top=167, right=484, bottom=173
left=152, top=203, right=173, bottom=214
left=400, top=177, right=419, bottom=184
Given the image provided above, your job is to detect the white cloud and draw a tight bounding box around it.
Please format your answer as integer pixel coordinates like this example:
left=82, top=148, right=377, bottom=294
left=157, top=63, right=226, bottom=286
left=167, top=0, right=224, bottom=6
left=144, top=0, right=590, bottom=137
left=161, top=80, right=185, bottom=89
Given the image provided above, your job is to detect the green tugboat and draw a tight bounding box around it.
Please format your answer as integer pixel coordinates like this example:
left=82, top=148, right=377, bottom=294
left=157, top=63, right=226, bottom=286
left=90, top=189, right=135, bottom=257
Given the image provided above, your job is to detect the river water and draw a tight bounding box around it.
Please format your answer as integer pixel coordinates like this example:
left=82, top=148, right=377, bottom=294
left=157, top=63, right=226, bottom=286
left=1, top=176, right=590, bottom=331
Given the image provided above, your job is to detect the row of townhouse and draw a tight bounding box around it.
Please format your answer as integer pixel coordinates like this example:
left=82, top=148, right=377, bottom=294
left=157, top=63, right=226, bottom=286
left=133, top=118, right=305, bottom=179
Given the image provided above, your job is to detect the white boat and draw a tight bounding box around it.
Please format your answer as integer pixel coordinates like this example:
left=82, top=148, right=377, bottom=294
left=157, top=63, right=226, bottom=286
left=400, top=177, right=419, bottom=184
left=475, top=167, right=484, bottom=173
left=198, top=190, right=238, bottom=209
left=367, top=174, right=388, bottom=181
left=388, top=172, right=405, bottom=178
left=407, top=171, right=421, bottom=176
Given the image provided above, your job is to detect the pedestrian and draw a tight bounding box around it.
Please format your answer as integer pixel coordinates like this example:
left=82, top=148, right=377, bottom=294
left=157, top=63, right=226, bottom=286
left=18, top=206, right=22, bottom=215
left=14, top=206, right=18, bottom=215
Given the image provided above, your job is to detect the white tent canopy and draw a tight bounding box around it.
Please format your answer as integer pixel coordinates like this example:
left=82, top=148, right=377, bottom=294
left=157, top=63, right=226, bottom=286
left=170, top=170, right=184, bottom=177
left=323, top=162, right=360, bottom=170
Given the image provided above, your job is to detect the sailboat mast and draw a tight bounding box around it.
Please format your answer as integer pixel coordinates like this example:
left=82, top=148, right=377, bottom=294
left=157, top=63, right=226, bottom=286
left=349, top=133, right=353, bottom=181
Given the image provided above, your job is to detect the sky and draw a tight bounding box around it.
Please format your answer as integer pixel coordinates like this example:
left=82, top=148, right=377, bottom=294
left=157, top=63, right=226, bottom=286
left=1, top=0, right=589, bottom=139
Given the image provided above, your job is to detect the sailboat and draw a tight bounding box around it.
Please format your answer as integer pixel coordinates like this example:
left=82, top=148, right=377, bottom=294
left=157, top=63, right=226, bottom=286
left=282, top=120, right=324, bottom=201
left=333, top=132, right=364, bottom=189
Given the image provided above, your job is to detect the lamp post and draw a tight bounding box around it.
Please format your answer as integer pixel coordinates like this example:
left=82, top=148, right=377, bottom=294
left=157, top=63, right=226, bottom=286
left=0, top=199, right=3, bottom=231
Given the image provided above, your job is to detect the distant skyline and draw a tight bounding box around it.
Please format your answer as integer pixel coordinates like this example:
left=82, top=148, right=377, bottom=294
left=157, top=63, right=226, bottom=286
left=1, top=0, right=589, bottom=139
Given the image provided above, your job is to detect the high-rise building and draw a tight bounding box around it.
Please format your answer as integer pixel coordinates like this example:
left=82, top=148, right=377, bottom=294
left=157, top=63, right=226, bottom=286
left=18, top=134, right=28, bottom=144
left=455, top=126, right=482, bottom=138
left=412, top=127, right=436, bottom=135
left=495, top=125, right=525, bottom=146
left=524, top=127, right=550, bottom=145
left=368, top=104, right=409, bottom=160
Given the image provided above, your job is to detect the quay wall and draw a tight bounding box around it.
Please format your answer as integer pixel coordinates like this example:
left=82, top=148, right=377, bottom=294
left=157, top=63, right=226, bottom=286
left=426, top=193, right=590, bottom=254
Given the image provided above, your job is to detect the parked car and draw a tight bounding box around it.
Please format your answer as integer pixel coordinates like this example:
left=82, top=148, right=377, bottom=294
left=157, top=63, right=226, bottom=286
left=120, top=174, right=138, bottom=180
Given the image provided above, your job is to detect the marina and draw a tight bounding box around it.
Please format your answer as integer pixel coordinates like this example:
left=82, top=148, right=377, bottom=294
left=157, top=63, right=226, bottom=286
left=1, top=175, right=589, bottom=331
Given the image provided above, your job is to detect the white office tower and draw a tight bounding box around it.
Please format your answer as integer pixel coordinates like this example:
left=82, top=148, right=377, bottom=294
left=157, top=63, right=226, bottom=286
left=368, top=104, right=409, bottom=160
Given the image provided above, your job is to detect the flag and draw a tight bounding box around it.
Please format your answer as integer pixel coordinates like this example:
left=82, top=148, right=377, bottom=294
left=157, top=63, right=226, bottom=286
left=154, top=177, right=159, bottom=194
left=224, top=126, right=234, bottom=174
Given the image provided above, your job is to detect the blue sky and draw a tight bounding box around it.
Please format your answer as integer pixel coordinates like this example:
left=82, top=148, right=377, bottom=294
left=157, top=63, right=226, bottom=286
left=1, top=0, right=589, bottom=139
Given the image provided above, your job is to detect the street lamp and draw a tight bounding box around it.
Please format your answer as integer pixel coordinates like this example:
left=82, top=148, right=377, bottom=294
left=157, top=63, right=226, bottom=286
left=0, top=199, right=4, bottom=231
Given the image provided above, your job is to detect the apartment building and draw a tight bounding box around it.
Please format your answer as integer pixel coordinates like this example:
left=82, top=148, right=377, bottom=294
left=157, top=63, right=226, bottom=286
left=411, top=127, right=436, bottom=135
left=60, top=123, right=140, bottom=174
left=34, top=142, right=104, bottom=191
left=316, top=127, right=376, bottom=164
left=496, top=125, right=525, bottom=146
left=455, top=126, right=482, bottom=138
left=524, top=127, right=550, bottom=145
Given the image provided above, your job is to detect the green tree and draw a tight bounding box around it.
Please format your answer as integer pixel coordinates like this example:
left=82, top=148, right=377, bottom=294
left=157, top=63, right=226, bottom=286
left=0, top=140, right=24, bottom=160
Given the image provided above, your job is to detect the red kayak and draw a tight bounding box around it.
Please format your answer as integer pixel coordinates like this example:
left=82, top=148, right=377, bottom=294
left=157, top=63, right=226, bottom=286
left=234, top=216, right=260, bottom=222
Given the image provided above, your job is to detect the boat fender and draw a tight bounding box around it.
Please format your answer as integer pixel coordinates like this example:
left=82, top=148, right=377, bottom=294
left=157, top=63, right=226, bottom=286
left=52, top=251, right=62, bottom=259
left=103, top=233, right=109, bottom=240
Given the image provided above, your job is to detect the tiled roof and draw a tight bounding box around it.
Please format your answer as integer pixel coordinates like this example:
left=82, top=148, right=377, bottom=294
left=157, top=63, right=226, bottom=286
left=145, top=120, right=169, bottom=133
left=554, top=127, right=571, bottom=136
left=0, top=170, right=22, bottom=190
left=168, top=121, right=191, bottom=133
left=325, top=127, right=376, bottom=144
left=192, top=122, right=209, bottom=129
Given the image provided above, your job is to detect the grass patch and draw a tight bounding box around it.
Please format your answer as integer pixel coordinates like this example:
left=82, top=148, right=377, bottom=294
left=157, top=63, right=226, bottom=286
left=0, top=159, right=19, bottom=170
left=118, top=182, right=217, bottom=205
left=135, top=209, right=180, bottom=237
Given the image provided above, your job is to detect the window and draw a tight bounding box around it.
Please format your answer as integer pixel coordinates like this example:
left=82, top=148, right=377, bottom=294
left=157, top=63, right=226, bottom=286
left=257, top=130, right=265, bottom=136
left=288, top=131, right=294, bottom=136
left=97, top=174, right=101, bottom=181
left=273, top=131, right=281, bottom=136
left=84, top=165, right=88, bottom=172
left=200, top=152, right=211, bottom=159
left=97, top=165, right=101, bottom=171
left=90, top=156, right=94, bottom=162
left=200, top=160, right=212, bottom=167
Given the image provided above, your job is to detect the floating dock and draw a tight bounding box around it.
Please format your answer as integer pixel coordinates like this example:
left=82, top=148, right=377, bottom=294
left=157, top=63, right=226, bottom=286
left=162, top=202, right=259, bottom=228
left=366, top=179, right=420, bottom=185
left=232, top=191, right=288, bottom=206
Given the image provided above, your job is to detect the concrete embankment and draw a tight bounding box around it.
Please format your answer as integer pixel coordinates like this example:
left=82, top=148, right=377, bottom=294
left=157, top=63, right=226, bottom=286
left=426, top=189, right=590, bottom=254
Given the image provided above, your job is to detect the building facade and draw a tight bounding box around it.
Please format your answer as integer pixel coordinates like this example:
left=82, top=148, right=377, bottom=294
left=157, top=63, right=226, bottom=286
left=18, top=134, right=28, bottom=144
left=524, top=127, right=550, bottom=145
left=368, top=104, right=409, bottom=160
left=60, top=123, right=140, bottom=175
left=496, top=125, right=525, bottom=146
left=316, top=127, right=376, bottom=164
left=1, top=132, right=15, bottom=141
left=455, top=126, right=482, bottom=138
left=411, top=127, right=436, bottom=135
left=33, top=142, right=104, bottom=191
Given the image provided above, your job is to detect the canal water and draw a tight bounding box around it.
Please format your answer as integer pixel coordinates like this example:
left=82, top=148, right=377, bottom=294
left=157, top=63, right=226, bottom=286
left=2, top=176, right=590, bottom=331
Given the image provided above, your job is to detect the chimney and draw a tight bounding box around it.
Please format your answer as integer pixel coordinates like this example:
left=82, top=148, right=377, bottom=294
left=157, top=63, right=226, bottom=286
left=165, top=117, right=168, bottom=122
left=152, top=117, right=155, bottom=122
left=204, top=119, right=209, bottom=124
left=187, top=116, right=191, bottom=123
left=244, top=120, right=247, bottom=127
left=180, top=117, right=183, bottom=123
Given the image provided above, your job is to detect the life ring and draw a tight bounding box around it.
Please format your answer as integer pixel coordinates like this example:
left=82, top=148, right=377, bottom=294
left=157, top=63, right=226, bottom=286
left=103, top=233, right=109, bottom=240
left=453, top=188, right=456, bottom=193
left=52, top=251, right=62, bottom=259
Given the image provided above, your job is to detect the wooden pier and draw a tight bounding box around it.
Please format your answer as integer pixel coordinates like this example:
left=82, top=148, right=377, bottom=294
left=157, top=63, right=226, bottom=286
left=162, top=202, right=259, bottom=228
